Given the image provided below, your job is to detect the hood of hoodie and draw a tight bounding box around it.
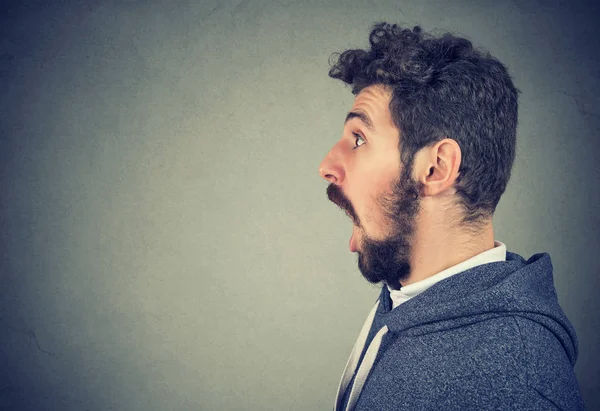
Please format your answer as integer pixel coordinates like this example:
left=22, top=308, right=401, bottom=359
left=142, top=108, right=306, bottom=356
left=375, top=251, right=578, bottom=365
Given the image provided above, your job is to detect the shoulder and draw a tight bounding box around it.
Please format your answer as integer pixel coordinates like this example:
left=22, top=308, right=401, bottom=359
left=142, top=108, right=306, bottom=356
left=359, top=316, right=585, bottom=410
left=513, top=316, right=585, bottom=410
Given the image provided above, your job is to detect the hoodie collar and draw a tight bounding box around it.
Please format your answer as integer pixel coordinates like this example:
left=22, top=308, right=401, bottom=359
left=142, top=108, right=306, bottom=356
left=380, top=251, right=561, bottom=334
left=387, top=241, right=507, bottom=309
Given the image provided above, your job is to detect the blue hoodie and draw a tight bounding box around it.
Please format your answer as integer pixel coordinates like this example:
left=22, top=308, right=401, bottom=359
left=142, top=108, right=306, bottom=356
left=335, top=251, right=585, bottom=410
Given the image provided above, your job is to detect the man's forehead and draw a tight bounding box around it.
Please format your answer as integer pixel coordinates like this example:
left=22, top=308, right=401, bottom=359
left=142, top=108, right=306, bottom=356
left=349, top=85, right=394, bottom=127
left=352, top=85, right=392, bottom=108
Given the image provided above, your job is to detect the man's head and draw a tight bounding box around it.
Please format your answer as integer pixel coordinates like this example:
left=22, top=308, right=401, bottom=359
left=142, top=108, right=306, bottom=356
left=319, top=23, right=519, bottom=290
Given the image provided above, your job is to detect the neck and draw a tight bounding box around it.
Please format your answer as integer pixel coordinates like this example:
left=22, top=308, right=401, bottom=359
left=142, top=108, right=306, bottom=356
left=401, top=214, right=495, bottom=287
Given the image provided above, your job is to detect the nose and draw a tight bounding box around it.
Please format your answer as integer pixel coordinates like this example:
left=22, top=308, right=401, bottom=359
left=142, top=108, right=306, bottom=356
left=319, top=142, right=345, bottom=184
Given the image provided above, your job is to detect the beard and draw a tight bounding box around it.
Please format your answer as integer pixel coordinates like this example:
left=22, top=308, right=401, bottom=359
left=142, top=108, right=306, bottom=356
left=327, top=161, right=423, bottom=290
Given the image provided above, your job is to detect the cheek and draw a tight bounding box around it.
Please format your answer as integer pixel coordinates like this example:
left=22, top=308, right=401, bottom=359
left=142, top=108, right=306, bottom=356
left=348, top=149, right=402, bottom=217
left=351, top=181, right=390, bottom=226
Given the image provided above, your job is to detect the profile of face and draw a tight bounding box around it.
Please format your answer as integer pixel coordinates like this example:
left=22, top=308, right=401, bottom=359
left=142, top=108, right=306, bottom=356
left=319, top=85, right=423, bottom=289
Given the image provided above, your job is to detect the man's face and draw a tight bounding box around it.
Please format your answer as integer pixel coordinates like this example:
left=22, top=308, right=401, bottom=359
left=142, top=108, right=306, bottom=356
left=319, top=85, right=423, bottom=289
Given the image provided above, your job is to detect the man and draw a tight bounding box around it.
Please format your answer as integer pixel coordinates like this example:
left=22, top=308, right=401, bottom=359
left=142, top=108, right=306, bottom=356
left=319, top=23, right=585, bottom=410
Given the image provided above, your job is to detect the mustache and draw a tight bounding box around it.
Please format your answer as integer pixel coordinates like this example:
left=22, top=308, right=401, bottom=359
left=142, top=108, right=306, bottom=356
left=326, top=184, right=360, bottom=226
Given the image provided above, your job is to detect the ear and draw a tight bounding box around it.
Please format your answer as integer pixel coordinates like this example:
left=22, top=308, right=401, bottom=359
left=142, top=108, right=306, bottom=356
left=415, top=138, right=462, bottom=197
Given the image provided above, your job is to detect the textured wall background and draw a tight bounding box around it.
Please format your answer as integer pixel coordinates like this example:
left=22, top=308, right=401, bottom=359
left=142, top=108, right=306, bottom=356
left=1, top=0, right=598, bottom=410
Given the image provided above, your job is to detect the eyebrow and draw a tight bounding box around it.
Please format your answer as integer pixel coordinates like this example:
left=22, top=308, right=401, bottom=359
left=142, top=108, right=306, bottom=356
left=344, top=110, right=375, bottom=132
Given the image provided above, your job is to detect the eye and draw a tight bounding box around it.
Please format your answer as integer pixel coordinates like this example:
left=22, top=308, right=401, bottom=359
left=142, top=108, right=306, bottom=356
left=352, top=133, right=366, bottom=150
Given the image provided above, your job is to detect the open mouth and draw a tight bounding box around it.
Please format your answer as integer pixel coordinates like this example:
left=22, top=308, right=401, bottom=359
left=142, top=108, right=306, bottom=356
left=343, top=209, right=358, bottom=225
left=326, top=184, right=360, bottom=251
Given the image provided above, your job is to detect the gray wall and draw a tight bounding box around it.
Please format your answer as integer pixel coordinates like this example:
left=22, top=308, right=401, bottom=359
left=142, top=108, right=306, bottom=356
left=1, top=0, right=598, bottom=409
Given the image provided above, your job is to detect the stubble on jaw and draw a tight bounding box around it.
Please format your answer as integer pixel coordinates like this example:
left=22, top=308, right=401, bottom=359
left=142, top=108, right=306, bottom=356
left=356, top=164, right=424, bottom=289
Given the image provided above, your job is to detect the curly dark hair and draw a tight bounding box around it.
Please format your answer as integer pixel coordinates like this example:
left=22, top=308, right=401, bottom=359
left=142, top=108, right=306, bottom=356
left=329, top=23, right=519, bottom=229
